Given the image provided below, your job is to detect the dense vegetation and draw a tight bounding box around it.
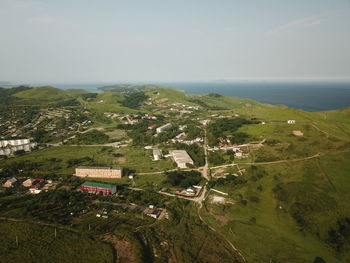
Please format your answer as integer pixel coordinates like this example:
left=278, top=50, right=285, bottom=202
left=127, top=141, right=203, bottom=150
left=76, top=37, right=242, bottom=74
left=67, top=130, right=110, bottom=145
left=121, top=92, right=149, bottom=109
left=207, top=117, right=254, bottom=146
left=164, top=170, right=202, bottom=188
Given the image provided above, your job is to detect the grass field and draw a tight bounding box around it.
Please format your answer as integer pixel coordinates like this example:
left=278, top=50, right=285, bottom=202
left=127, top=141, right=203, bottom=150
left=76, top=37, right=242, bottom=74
left=0, top=145, right=176, bottom=177
left=0, top=221, right=113, bottom=263
left=0, top=146, right=118, bottom=175
left=201, top=152, right=350, bottom=263
left=117, top=147, right=176, bottom=172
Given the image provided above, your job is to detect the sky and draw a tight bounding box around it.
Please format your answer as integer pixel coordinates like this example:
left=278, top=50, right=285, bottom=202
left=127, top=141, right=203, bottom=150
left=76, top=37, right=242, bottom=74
left=1, top=0, right=350, bottom=83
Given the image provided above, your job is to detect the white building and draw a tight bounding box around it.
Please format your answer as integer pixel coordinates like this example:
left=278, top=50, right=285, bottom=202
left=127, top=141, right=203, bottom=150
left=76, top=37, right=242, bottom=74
left=156, top=123, right=172, bottom=134
left=170, top=150, right=194, bottom=168
left=153, top=149, right=163, bottom=161
left=0, top=139, right=37, bottom=156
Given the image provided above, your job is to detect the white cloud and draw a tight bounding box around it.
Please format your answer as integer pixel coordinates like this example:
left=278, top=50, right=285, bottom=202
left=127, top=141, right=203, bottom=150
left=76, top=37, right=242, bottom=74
left=265, top=15, right=325, bottom=37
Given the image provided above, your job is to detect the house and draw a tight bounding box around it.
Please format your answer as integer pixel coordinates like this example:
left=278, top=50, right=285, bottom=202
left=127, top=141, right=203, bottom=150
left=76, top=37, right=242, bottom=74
left=153, top=149, right=163, bottom=161
left=80, top=181, right=117, bottom=195
left=75, top=166, right=123, bottom=178
left=143, top=205, right=162, bottom=219
left=287, top=120, right=296, bottom=124
left=22, top=178, right=35, bottom=187
left=156, top=123, right=172, bottom=134
left=3, top=177, right=18, bottom=188
left=29, top=179, right=45, bottom=189
left=169, top=150, right=194, bottom=168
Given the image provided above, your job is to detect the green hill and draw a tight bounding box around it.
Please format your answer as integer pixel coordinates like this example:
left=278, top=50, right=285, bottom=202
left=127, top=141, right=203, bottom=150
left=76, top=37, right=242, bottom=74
left=11, top=86, right=89, bottom=105
left=14, top=86, right=70, bottom=100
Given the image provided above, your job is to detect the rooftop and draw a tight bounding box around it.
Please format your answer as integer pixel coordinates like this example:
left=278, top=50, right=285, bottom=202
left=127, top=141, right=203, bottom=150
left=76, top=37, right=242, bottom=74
left=77, top=166, right=122, bottom=170
left=82, top=181, right=116, bottom=189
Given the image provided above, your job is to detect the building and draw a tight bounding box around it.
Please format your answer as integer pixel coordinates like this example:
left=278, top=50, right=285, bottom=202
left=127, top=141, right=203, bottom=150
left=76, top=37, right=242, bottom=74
left=75, top=166, right=123, bottom=178
left=80, top=181, right=117, bottom=195
left=143, top=205, right=162, bottom=219
left=170, top=150, right=194, bottom=168
left=0, top=139, right=37, bottom=156
left=3, top=177, right=18, bottom=188
left=22, top=178, right=35, bottom=187
left=156, top=123, right=172, bottom=134
left=153, top=149, right=163, bottom=161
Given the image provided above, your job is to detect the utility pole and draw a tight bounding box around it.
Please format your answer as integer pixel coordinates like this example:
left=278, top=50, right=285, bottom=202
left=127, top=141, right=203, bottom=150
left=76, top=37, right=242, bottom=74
left=15, top=235, right=18, bottom=247
left=88, top=224, right=91, bottom=231
left=54, top=228, right=57, bottom=239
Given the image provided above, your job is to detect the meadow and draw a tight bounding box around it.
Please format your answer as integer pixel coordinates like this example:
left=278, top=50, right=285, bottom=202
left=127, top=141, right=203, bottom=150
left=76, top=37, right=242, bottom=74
left=201, top=152, right=350, bottom=263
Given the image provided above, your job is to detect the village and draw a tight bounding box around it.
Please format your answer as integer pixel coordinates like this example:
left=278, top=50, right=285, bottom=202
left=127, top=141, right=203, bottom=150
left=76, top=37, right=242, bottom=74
left=0, top=94, right=305, bottom=229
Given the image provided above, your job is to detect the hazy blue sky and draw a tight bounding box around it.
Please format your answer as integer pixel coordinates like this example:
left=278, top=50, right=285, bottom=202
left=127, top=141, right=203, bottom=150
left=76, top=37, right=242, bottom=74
left=1, top=0, right=350, bottom=83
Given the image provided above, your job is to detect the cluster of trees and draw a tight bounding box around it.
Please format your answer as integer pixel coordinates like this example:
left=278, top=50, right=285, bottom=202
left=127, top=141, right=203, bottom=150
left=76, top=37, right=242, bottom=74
left=67, top=130, right=110, bottom=145
left=118, top=120, right=179, bottom=146
left=208, top=174, right=247, bottom=188
left=184, top=125, right=203, bottom=140
left=207, top=117, right=254, bottom=146
left=121, top=92, right=149, bottom=109
left=23, top=190, right=91, bottom=224
left=0, top=161, right=39, bottom=178
left=56, top=98, right=80, bottom=107
left=326, top=217, right=350, bottom=251
left=117, top=189, right=169, bottom=207
left=208, top=150, right=235, bottom=166
left=66, top=156, right=92, bottom=167
left=164, top=170, right=202, bottom=188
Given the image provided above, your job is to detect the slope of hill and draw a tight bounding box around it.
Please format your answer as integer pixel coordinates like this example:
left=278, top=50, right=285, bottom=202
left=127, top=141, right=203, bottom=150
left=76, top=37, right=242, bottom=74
left=14, top=86, right=70, bottom=100
left=98, top=84, right=159, bottom=93
left=1, top=84, right=350, bottom=263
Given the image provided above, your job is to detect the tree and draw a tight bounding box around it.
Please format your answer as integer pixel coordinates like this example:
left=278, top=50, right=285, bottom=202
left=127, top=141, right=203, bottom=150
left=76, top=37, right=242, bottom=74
left=313, top=257, right=326, bottom=263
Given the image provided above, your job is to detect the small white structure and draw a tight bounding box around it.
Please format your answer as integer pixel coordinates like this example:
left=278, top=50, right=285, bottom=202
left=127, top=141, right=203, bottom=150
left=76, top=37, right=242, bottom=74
left=153, top=149, right=163, bottom=161
left=29, top=189, right=42, bottom=194
left=287, top=120, right=296, bottom=124
left=235, top=151, right=243, bottom=158
left=156, top=123, right=172, bottom=134
left=169, top=150, right=194, bottom=168
left=201, top=120, right=210, bottom=126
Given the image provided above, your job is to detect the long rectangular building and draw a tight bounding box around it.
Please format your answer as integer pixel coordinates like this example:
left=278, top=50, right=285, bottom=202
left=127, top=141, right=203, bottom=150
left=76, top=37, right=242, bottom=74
left=80, top=181, right=117, bottom=195
left=169, top=150, right=194, bottom=168
left=75, top=166, right=123, bottom=178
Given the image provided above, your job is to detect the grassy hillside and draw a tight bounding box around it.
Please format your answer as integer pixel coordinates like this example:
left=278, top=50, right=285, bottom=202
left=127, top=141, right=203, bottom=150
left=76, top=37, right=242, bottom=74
left=202, top=152, right=350, bottom=263
left=84, top=92, right=139, bottom=113
left=0, top=221, right=113, bottom=263
left=14, top=86, right=71, bottom=100
left=12, top=86, right=88, bottom=103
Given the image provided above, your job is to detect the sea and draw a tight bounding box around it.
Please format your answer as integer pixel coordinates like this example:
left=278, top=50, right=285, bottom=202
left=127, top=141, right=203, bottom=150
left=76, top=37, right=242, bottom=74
left=29, top=81, right=350, bottom=112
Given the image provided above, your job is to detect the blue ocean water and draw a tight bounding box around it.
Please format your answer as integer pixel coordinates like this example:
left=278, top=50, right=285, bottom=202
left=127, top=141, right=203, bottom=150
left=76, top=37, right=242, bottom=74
left=159, top=81, right=350, bottom=112
left=32, top=81, right=350, bottom=112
